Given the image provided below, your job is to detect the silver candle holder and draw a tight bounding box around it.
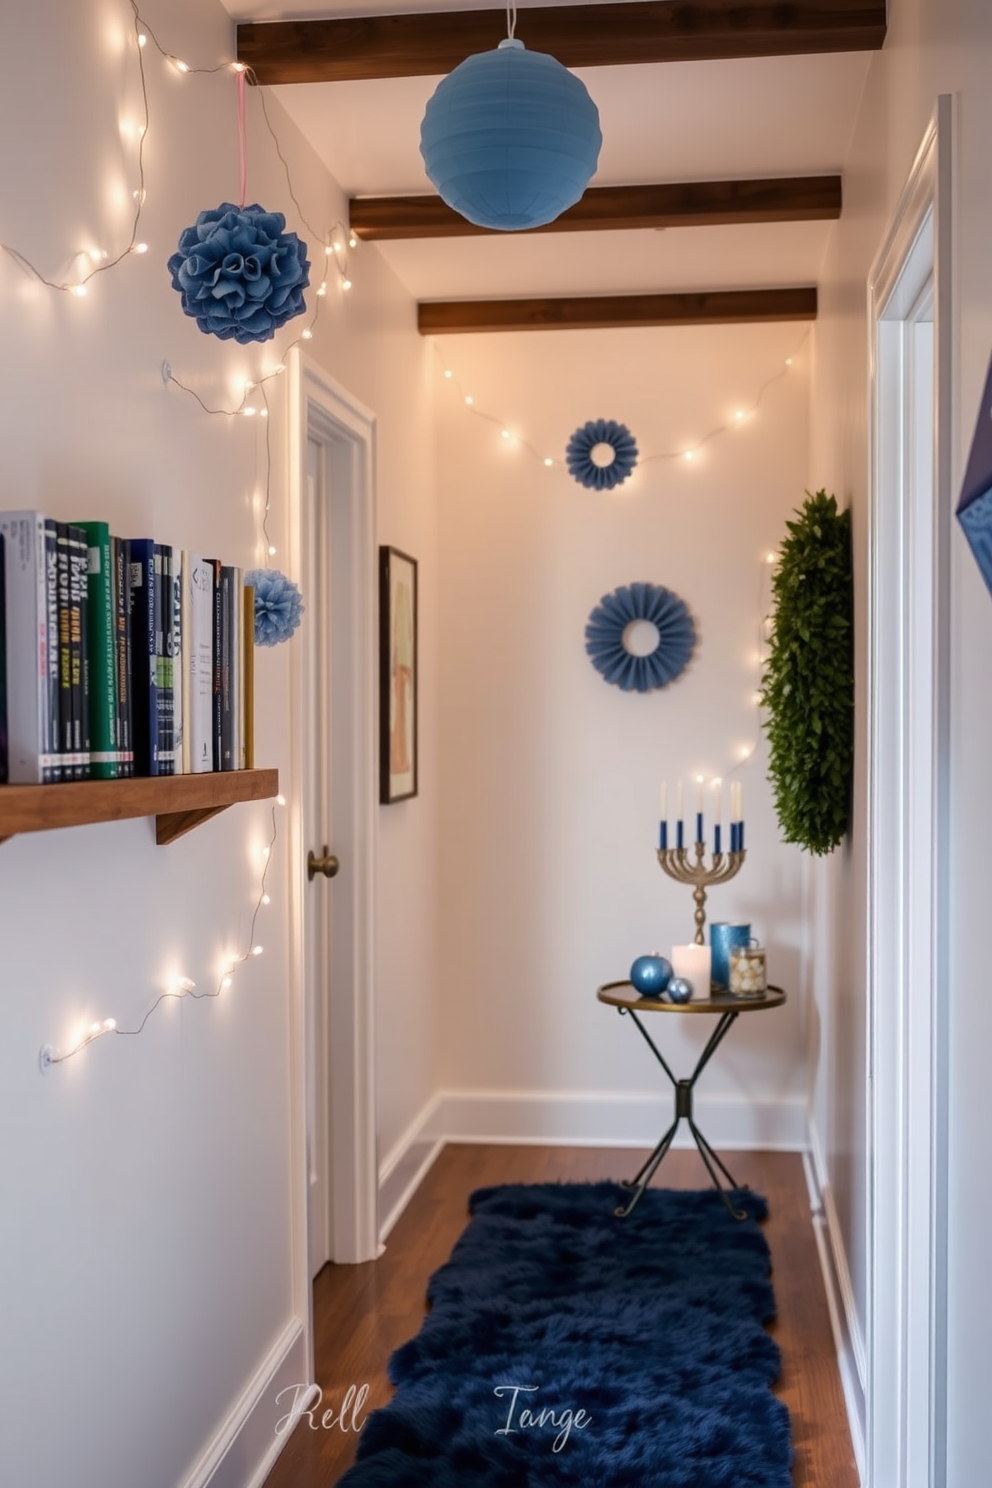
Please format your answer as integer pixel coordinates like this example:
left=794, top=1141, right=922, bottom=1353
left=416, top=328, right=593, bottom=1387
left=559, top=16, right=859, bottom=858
left=657, top=842, right=746, bottom=946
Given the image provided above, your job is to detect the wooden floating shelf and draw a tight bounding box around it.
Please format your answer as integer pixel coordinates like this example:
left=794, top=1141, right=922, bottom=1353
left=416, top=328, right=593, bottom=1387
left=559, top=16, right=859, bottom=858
left=0, top=769, right=280, bottom=847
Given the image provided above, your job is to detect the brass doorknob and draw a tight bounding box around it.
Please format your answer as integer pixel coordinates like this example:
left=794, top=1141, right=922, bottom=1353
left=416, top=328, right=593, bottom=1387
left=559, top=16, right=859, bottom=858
left=307, top=847, right=340, bottom=881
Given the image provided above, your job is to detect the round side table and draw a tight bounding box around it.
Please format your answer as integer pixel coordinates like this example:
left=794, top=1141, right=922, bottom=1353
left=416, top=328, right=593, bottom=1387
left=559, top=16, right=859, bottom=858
left=597, top=980, right=787, bottom=1220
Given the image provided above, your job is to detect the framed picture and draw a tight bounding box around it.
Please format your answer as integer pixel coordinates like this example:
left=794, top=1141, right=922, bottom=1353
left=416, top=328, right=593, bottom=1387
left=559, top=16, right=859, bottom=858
left=379, top=545, right=418, bottom=803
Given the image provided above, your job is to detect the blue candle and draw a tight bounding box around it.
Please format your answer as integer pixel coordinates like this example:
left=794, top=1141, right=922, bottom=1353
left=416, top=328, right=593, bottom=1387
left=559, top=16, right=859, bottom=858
left=659, top=821, right=668, bottom=850
left=696, top=811, right=704, bottom=845
left=714, top=823, right=721, bottom=854
left=676, top=820, right=684, bottom=850
left=739, top=820, right=745, bottom=851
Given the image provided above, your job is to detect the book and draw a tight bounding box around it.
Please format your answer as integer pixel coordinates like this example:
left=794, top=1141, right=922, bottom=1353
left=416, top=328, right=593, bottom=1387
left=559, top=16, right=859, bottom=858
left=172, top=550, right=184, bottom=774
left=243, top=583, right=254, bottom=770
left=56, top=524, right=73, bottom=778
left=75, top=521, right=118, bottom=780
left=113, top=537, right=134, bottom=778
left=211, top=558, right=222, bottom=770
left=0, top=512, right=50, bottom=784
left=68, top=525, right=91, bottom=780
left=220, top=565, right=235, bottom=770
left=184, top=554, right=215, bottom=774
left=128, top=539, right=159, bottom=776
left=43, top=521, right=62, bottom=783
left=0, top=532, right=7, bottom=784
left=153, top=545, right=169, bottom=775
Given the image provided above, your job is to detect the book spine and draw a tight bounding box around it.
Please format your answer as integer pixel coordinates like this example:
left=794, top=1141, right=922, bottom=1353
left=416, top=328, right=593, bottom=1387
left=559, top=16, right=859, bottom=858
left=153, top=545, right=168, bottom=776
left=243, top=583, right=254, bottom=771
left=56, top=524, right=74, bottom=778
left=0, top=513, right=48, bottom=784
left=76, top=522, right=118, bottom=780
left=187, top=556, right=212, bottom=773
left=68, top=526, right=91, bottom=780
left=220, top=565, right=234, bottom=770
left=43, top=520, right=62, bottom=783
left=173, top=551, right=185, bottom=775
left=231, top=567, right=242, bottom=770
left=128, top=540, right=158, bottom=776
left=118, top=538, right=134, bottom=777
left=212, top=558, right=222, bottom=771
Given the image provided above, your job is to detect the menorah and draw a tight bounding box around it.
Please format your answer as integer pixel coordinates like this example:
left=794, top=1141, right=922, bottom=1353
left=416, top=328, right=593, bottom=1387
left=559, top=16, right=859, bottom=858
left=657, top=841, right=746, bottom=945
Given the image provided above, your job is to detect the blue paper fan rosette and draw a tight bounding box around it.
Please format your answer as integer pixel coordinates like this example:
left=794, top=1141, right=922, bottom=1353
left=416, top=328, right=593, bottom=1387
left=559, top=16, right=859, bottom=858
left=167, top=203, right=310, bottom=345
left=566, top=418, right=638, bottom=491
left=585, top=582, right=696, bottom=692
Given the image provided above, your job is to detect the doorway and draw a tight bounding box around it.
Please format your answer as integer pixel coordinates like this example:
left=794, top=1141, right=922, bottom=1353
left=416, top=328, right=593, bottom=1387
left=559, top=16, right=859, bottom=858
left=288, top=353, right=379, bottom=1303
left=866, top=98, right=951, bottom=1488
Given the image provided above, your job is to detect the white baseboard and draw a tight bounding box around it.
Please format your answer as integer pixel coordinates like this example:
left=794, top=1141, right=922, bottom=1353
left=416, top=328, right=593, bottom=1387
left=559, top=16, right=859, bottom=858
left=805, top=1127, right=867, bottom=1483
left=181, top=1318, right=310, bottom=1488
left=378, top=1093, right=444, bottom=1242
left=425, top=1088, right=808, bottom=1151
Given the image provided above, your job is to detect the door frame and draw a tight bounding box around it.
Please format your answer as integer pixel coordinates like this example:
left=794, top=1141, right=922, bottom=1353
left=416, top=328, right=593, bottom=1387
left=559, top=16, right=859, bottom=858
left=866, top=96, right=951, bottom=1488
left=287, top=351, right=379, bottom=1300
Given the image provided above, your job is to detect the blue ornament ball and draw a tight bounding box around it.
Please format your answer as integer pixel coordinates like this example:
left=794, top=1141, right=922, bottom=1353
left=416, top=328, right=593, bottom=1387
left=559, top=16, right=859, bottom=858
left=245, top=568, right=305, bottom=647
left=629, top=954, right=673, bottom=998
left=667, top=976, right=693, bottom=1004
left=420, top=39, right=602, bottom=231
left=167, top=203, right=310, bottom=345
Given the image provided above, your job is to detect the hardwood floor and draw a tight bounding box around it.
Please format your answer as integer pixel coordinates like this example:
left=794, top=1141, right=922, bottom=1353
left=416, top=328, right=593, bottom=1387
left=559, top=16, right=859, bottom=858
left=263, top=1145, right=859, bottom=1488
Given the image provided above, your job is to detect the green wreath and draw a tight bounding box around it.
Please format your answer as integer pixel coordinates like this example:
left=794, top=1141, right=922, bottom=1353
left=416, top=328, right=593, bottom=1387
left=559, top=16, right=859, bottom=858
left=759, top=490, right=854, bottom=856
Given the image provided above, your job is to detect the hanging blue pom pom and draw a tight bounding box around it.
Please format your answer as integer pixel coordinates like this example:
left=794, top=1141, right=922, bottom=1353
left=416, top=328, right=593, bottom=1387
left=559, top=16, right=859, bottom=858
left=167, top=203, right=310, bottom=344
left=566, top=419, right=639, bottom=491
left=585, top=582, right=696, bottom=693
left=246, top=568, right=304, bottom=647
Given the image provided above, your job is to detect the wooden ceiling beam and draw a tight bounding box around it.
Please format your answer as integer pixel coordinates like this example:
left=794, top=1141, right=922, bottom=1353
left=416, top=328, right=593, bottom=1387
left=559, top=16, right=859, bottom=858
left=237, top=2, right=887, bottom=85
left=350, top=176, right=842, bottom=240
left=417, top=287, right=818, bottom=333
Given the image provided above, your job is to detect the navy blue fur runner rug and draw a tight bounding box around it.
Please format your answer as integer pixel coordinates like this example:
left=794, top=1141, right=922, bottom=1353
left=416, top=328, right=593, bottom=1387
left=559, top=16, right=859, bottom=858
left=338, top=1183, right=792, bottom=1487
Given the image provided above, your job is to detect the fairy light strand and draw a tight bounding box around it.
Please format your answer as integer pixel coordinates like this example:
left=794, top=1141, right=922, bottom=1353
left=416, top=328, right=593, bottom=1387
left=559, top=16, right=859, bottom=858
left=0, top=4, right=355, bottom=299
left=39, top=803, right=281, bottom=1071
left=433, top=331, right=810, bottom=471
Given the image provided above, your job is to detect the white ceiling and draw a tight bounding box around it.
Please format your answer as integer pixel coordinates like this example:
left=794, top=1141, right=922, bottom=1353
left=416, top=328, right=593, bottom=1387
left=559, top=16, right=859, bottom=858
left=221, top=0, right=871, bottom=300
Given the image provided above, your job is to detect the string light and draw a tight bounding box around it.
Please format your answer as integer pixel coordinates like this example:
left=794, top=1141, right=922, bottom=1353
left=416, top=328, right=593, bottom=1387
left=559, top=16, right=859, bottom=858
left=434, top=332, right=809, bottom=478
left=39, top=803, right=281, bottom=1072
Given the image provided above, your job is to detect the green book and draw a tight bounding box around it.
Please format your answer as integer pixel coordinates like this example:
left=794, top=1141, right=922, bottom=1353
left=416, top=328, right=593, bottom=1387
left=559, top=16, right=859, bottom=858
left=74, top=520, right=118, bottom=780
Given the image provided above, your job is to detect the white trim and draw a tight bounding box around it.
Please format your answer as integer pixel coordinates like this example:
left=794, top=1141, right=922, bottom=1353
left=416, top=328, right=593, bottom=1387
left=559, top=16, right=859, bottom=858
left=424, top=1088, right=808, bottom=1150
left=806, top=1128, right=867, bottom=1482
left=181, top=1320, right=309, bottom=1488
left=378, top=1096, right=445, bottom=1241
left=289, top=351, right=379, bottom=1268
left=866, top=96, right=952, bottom=1488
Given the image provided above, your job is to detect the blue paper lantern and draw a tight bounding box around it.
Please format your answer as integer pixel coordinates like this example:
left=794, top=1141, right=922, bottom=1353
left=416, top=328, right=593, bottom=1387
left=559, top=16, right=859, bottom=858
left=420, top=38, right=602, bottom=232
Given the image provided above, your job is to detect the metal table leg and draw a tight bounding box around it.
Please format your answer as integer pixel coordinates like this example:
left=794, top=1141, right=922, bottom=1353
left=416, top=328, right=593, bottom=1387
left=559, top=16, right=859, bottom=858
left=615, top=1005, right=748, bottom=1220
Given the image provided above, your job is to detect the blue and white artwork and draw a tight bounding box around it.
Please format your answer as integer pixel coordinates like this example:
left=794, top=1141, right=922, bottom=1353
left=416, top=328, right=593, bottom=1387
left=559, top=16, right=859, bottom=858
left=957, top=352, right=992, bottom=597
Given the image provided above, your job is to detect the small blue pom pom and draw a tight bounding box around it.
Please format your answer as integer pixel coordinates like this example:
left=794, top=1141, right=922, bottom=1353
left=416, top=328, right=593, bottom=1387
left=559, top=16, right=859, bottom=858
left=667, top=977, right=693, bottom=1004
left=629, top=955, right=673, bottom=997
left=245, top=568, right=304, bottom=647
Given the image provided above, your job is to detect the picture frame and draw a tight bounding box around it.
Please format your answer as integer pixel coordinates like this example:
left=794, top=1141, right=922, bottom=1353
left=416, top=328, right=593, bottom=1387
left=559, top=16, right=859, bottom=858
left=379, top=545, right=418, bottom=803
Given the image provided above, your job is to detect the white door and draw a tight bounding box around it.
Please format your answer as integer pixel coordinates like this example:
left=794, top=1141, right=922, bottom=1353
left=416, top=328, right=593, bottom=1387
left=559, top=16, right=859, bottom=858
left=291, top=355, right=380, bottom=1285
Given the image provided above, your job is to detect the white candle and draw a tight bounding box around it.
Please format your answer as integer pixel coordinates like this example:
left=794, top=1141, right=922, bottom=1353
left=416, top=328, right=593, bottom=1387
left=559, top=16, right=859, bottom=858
left=730, top=782, right=740, bottom=821
left=695, top=775, right=705, bottom=812
left=676, top=780, right=684, bottom=820
left=712, top=779, right=721, bottom=823
left=670, top=943, right=712, bottom=1000
left=739, top=781, right=744, bottom=821
left=659, top=781, right=668, bottom=819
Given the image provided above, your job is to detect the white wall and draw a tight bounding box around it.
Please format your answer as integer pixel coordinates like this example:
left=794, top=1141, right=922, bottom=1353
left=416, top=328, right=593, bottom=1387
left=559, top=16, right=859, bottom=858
left=0, top=3, right=436, bottom=1485
left=433, top=323, right=809, bottom=1147
left=810, top=1, right=992, bottom=1480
